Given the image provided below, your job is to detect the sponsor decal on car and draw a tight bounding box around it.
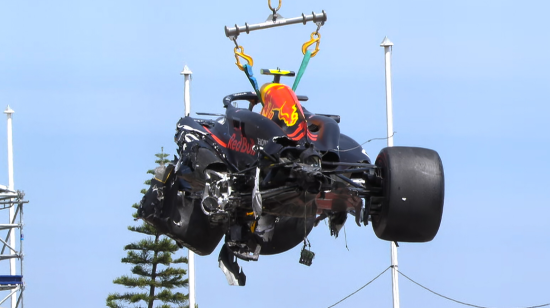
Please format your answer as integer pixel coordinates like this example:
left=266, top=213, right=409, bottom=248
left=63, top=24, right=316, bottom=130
left=261, top=84, right=301, bottom=127
left=257, top=138, right=269, bottom=146
left=228, top=132, right=256, bottom=155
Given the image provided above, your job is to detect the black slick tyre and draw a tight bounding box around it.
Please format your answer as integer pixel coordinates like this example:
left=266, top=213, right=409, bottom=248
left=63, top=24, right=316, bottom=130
left=372, top=146, right=444, bottom=242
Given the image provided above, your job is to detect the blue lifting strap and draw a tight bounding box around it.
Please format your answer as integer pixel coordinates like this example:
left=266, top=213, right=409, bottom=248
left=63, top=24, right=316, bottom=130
left=243, top=64, right=263, bottom=105
left=292, top=50, right=312, bottom=92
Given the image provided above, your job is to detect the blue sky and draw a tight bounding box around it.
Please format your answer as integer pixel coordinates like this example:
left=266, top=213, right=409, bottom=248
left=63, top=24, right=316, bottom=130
left=1, top=0, right=550, bottom=307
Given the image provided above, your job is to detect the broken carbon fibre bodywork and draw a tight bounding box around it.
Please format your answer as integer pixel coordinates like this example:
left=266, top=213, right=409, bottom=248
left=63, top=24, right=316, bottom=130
left=138, top=85, right=445, bottom=286
left=136, top=1, right=445, bottom=286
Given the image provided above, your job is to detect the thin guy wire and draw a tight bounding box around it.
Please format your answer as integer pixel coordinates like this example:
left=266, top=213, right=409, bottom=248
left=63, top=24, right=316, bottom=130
left=338, top=132, right=396, bottom=152
left=398, top=270, right=550, bottom=308
left=327, top=266, right=391, bottom=308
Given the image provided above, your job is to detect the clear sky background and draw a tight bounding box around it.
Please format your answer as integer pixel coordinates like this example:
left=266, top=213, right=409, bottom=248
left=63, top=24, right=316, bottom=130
left=1, top=0, right=550, bottom=307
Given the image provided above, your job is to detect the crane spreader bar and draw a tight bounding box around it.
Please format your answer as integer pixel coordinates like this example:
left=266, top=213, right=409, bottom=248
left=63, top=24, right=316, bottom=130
left=225, top=10, right=327, bottom=38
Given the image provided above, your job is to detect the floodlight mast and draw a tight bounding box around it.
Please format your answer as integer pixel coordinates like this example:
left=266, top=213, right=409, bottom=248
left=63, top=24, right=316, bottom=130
left=380, top=36, right=400, bottom=308
left=180, top=66, right=195, bottom=308
left=3, top=106, right=17, bottom=308
left=181, top=65, right=192, bottom=117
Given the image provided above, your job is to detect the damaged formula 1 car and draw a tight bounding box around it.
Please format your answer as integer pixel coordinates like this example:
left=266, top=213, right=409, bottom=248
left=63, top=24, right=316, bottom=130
left=138, top=71, right=445, bottom=286
left=138, top=6, right=444, bottom=287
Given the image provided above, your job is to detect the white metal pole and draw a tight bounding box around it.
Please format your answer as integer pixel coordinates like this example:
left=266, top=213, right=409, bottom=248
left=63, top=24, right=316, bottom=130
left=4, top=106, right=14, bottom=191
left=381, top=36, right=400, bottom=308
left=390, top=242, right=399, bottom=308
left=4, top=105, right=17, bottom=308
left=19, top=202, right=23, bottom=308
left=181, top=65, right=193, bottom=117
left=381, top=37, right=394, bottom=148
left=188, top=249, right=195, bottom=308
left=180, top=66, right=195, bottom=307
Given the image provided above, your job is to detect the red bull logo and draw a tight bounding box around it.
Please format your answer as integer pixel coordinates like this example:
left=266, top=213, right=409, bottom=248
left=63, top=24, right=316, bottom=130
left=228, top=133, right=256, bottom=155
left=276, top=101, right=299, bottom=126
left=261, top=100, right=275, bottom=119
left=261, top=84, right=303, bottom=127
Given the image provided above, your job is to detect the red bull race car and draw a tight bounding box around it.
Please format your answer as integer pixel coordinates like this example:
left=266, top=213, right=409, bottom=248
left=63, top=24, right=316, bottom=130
left=138, top=69, right=445, bottom=286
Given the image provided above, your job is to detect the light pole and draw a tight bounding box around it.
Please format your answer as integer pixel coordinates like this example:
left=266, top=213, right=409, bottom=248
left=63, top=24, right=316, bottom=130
left=4, top=105, right=17, bottom=308
left=380, top=36, right=400, bottom=308
left=181, top=65, right=192, bottom=117
left=180, top=65, right=195, bottom=308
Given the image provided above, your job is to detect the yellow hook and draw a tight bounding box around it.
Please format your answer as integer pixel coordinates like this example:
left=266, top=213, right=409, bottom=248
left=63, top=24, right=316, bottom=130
left=268, top=0, right=282, bottom=12
left=302, top=32, right=321, bottom=57
left=234, top=46, right=254, bottom=71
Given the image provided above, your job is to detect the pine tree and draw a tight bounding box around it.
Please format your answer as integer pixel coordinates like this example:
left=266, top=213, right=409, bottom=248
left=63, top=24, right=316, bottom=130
left=107, top=149, right=189, bottom=308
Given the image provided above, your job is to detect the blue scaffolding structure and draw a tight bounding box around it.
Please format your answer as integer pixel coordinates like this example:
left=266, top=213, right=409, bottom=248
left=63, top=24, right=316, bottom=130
left=0, top=186, right=25, bottom=308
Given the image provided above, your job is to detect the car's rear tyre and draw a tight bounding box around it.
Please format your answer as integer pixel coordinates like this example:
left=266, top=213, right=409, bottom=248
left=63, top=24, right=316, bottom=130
left=371, top=146, right=444, bottom=242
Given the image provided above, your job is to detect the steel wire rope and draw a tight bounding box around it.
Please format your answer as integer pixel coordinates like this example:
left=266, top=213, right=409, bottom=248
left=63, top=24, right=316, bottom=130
left=398, top=269, right=550, bottom=308
left=337, top=132, right=396, bottom=152
left=327, top=266, right=391, bottom=308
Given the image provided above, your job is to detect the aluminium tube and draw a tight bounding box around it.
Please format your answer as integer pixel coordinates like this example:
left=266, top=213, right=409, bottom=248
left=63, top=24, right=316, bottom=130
left=225, top=11, right=327, bottom=38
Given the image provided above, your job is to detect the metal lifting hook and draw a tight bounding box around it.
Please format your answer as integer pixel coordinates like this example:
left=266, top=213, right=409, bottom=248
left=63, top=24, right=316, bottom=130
left=268, top=0, right=282, bottom=13
left=234, top=46, right=254, bottom=71
left=302, top=32, right=321, bottom=57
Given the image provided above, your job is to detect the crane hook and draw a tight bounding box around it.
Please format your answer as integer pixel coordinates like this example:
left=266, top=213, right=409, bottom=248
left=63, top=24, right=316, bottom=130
left=268, top=0, right=282, bottom=13
left=302, top=32, right=321, bottom=57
